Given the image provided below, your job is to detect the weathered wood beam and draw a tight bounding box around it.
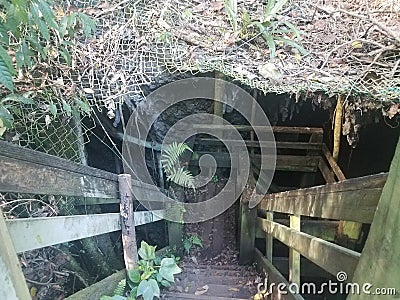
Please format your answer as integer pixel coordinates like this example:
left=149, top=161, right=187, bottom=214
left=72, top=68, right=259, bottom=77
left=318, top=157, right=336, bottom=183
left=0, top=140, right=117, bottom=181
left=322, top=144, right=346, bottom=181
left=0, top=155, right=118, bottom=198
left=0, top=208, right=31, bottom=300
left=193, top=124, right=323, bottom=135
left=256, top=219, right=339, bottom=241
left=6, top=211, right=165, bottom=253
left=119, top=174, right=138, bottom=270
left=196, top=138, right=323, bottom=150
left=259, top=173, right=387, bottom=223
left=254, top=248, right=305, bottom=300
left=257, top=218, right=360, bottom=280
left=191, top=152, right=319, bottom=172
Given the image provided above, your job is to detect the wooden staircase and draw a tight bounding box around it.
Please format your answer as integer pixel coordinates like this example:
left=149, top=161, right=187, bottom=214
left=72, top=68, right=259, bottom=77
left=163, top=263, right=260, bottom=299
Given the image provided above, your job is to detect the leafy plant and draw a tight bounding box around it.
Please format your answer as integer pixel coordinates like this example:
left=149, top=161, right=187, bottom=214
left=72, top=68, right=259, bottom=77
left=0, top=0, right=95, bottom=131
left=183, top=234, right=203, bottom=255
left=100, top=241, right=182, bottom=300
left=161, top=142, right=195, bottom=189
left=227, top=0, right=307, bottom=59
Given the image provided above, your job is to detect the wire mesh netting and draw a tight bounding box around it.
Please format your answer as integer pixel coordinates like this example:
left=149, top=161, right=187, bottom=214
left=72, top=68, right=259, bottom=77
left=69, top=0, right=399, bottom=119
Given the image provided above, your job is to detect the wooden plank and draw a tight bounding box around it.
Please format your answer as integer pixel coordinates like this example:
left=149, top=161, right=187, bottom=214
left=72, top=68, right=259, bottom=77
left=322, top=144, right=346, bottom=181
left=257, top=218, right=360, bottom=280
left=196, top=138, right=323, bottom=151
left=256, top=219, right=338, bottom=242
left=0, top=155, right=119, bottom=198
left=254, top=248, right=305, bottom=300
left=289, top=215, right=301, bottom=285
left=119, top=174, right=138, bottom=270
left=318, top=157, right=336, bottom=183
left=0, top=208, right=31, bottom=300
left=134, top=210, right=164, bottom=226
left=191, top=152, right=319, bottom=172
left=65, top=270, right=126, bottom=300
left=6, top=213, right=121, bottom=253
left=348, top=138, right=400, bottom=300
left=6, top=211, right=165, bottom=253
left=259, top=174, right=387, bottom=223
left=193, top=124, right=323, bottom=135
left=252, top=155, right=319, bottom=172
left=0, top=140, right=117, bottom=182
left=265, top=211, right=273, bottom=261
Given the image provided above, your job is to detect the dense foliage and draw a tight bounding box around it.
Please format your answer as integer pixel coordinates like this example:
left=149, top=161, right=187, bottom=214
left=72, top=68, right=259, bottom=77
left=101, top=241, right=182, bottom=300
left=0, top=0, right=94, bottom=134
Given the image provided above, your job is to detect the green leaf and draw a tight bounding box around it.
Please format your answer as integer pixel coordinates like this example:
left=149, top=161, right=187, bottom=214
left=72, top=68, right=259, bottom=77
left=0, top=105, right=14, bottom=128
left=224, top=0, right=238, bottom=31
left=49, top=101, right=57, bottom=116
left=264, top=0, right=276, bottom=20
left=282, top=21, right=302, bottom=39
left=129, top=286, right=138, bottom=298
left=161, top=280, right=171, bottom=287
left=0, top=46, right=16, bottom=75
left=37, top=0, right=59, bottom=31
left=78, top=13, right=96, bottom=36
left=159, top=257, right=182, bottom=282
left=0, top=58, right=14, bottom=91
left=269, top=0, right=288, bottom=17
left=62, top=101, right=72, bottom=116
left=75, top=97, right=91, bottom=114
left=60, top=47, right=72, bottom=66
left=138, top=241, right=156, bottom=261
left=2, top=94, right=34, bottom=104
left=183, top=239, right=191, bottom=254
left=191, top=235, right=203, bottom=247
left=275, top=37, right=308, bottom=55
left=261, top=32, right=276, bottom=59
left=137, top=279, right=160, bottom=300
left=140, top=268, right=155, bottom=281
left=26, top=35, right=47, bottom=59
left=99, top=296, right=114, bottom=300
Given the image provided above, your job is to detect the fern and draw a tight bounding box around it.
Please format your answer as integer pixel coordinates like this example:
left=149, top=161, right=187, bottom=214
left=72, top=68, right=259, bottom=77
left=161, top=142, right=195, bottom=189
left=113, top=279, right=126, bottom=296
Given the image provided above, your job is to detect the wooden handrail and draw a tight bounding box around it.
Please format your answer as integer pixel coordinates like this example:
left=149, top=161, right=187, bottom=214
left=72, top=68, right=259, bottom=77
left=259, top=173, right=387, bottom=223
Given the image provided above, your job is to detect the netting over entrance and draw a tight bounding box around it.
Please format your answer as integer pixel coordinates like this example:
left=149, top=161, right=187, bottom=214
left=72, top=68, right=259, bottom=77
left=71, top=0, right=399, bottom=119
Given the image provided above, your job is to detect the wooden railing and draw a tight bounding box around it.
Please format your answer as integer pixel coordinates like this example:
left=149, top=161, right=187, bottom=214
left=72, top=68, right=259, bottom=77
left=241, top=173, right=388, bottom=300
left=0, top=141, right=167, bottom=300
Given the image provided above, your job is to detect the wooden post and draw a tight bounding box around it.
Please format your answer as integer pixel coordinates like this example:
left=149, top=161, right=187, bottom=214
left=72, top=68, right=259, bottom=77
left=348, top=137, right=400, bottom=299
left=332, top=95, right=343, bottom=161
left=238, top=200, right=256, bottom=265
left=0, top=208, right=31, bottom=300
left=289, top=214, right=301, bottom=285
left=118, top=174, right=138, bottom=270
left=265, top=211, right=273, bottom=261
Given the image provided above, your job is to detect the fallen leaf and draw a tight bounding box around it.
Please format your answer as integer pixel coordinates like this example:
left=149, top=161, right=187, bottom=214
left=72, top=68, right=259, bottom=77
left=229, top=287, right=239, bottom=291
left=257, top=63, right=281, bottom=80
left=351, top=40, right=363, bottom=49
left=195, top=285, right=209, bottom=295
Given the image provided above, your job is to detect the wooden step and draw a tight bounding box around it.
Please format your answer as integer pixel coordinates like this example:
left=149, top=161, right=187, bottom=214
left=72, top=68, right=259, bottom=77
left=163, top=292, right=250, bottom=299
left=167, top=283, right=255, bottom=299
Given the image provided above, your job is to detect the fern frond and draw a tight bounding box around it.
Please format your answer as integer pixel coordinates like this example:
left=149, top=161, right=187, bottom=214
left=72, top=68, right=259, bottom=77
left=166, top=167, right=195, bottom=189
left=113, top=279, right=126, bottom=296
